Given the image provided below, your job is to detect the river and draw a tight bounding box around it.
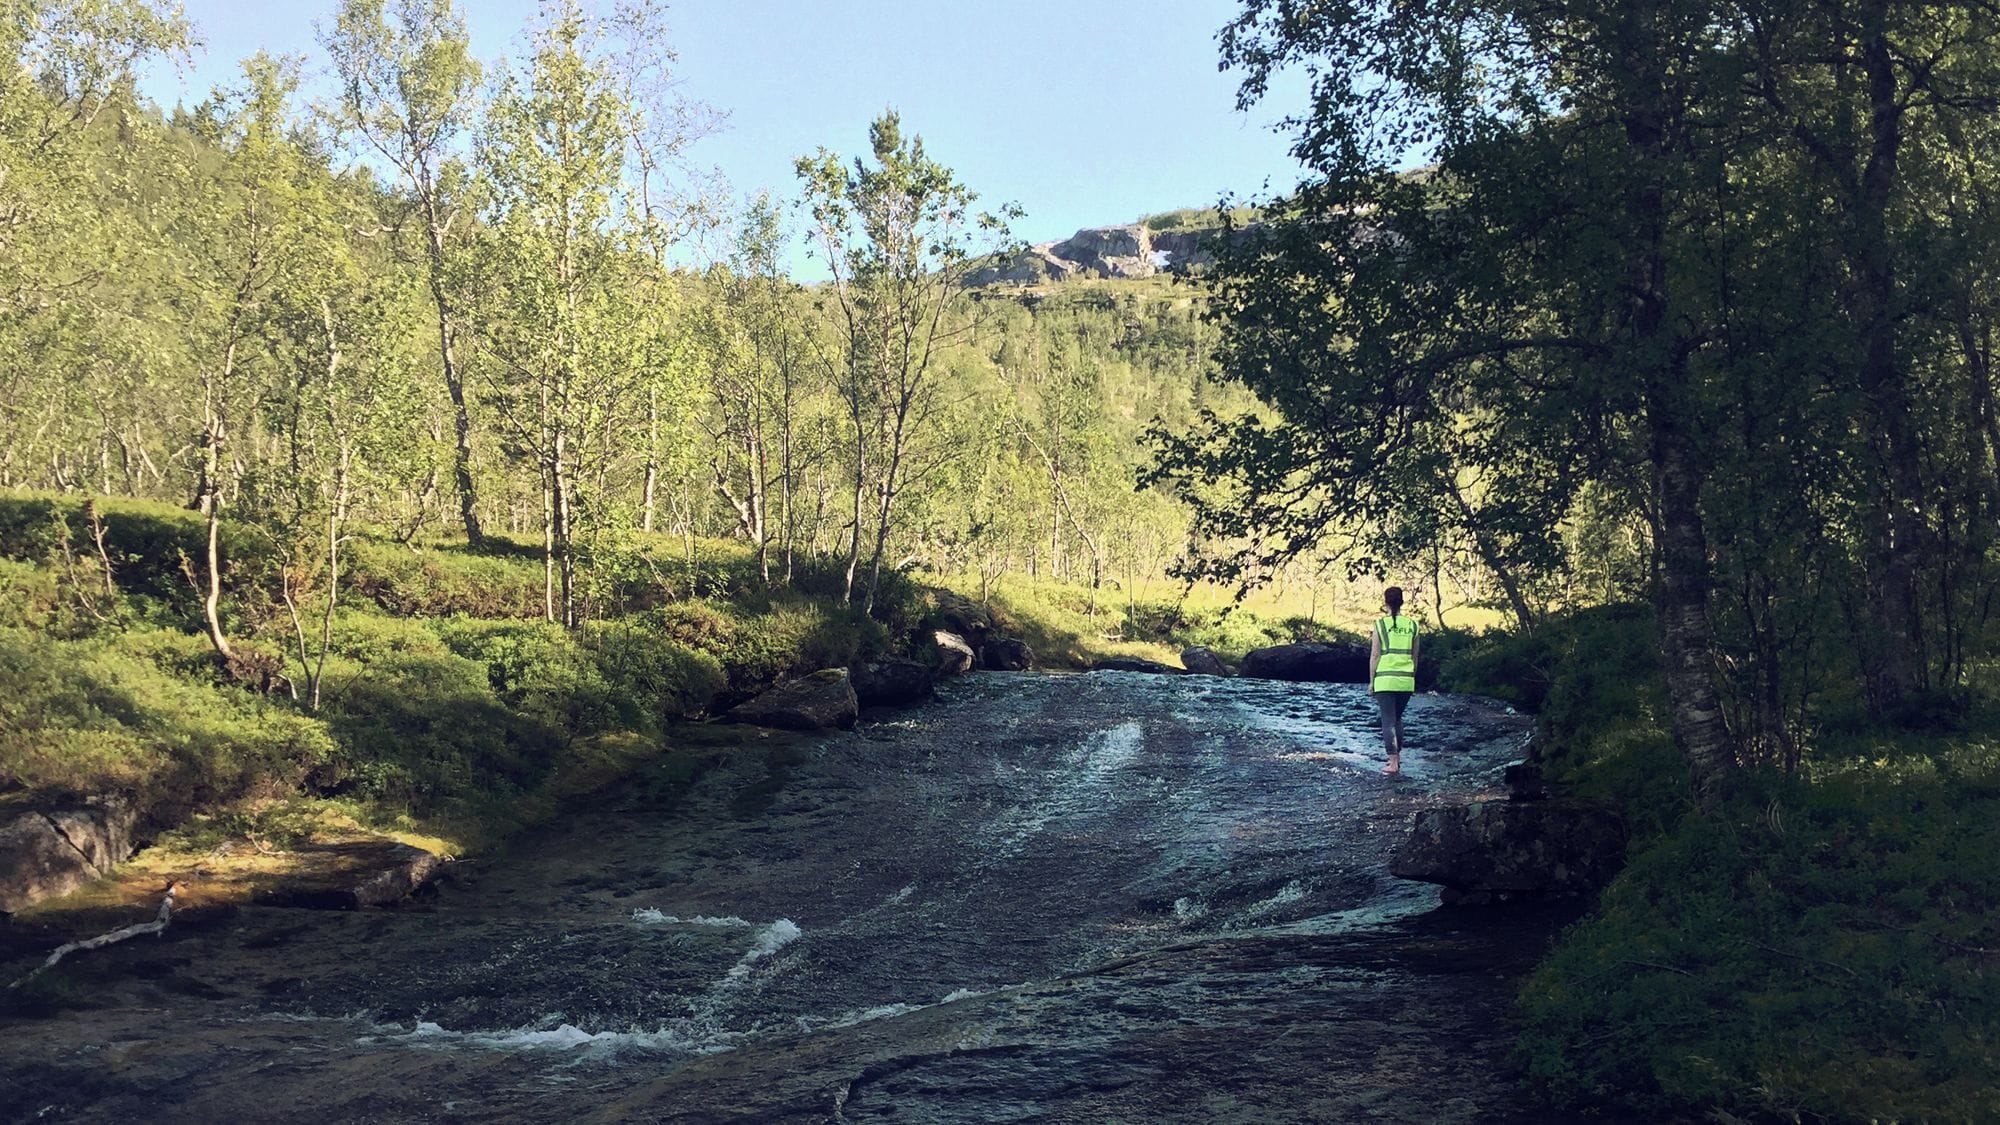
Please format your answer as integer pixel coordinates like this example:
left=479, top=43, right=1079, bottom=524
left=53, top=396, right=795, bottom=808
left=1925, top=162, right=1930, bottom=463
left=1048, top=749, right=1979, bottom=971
left=0, top=671, right=1584, bottom=1123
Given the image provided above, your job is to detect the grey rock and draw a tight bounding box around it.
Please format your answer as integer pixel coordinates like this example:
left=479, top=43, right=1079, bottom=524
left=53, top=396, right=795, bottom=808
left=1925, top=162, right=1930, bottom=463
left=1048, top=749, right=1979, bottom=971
left=0, top=800, right=139, bottom=914
left=725, top=669, right=859, bottom=731
left=1240, top=642, right=1368, bottom=683
left=1179, top=646, right=1232, bottom=677
left=1389, top=797, right=1626, bottom=898
left=850, top=658, right=937, bottom=707
left=927, top=596, right=994, bottom=650
left=351, top=845, right=445, bottom=908
left=1503, top=761, right=1552, bottom=801
left=981, top=638, right=1034, bottom=672
left=931, top=631, right=976, bottom=677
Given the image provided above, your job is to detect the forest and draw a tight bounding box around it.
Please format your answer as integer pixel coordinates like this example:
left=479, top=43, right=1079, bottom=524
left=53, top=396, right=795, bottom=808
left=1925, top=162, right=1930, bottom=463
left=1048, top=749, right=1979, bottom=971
left=3, top=0, right=1998, bottom=1120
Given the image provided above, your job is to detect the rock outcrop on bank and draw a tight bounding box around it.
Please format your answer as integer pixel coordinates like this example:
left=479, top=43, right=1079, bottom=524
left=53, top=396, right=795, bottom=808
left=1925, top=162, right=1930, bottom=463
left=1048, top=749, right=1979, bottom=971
left=724, top=669, right=860, bottom=731
left=1390, top=796, right=1626, bottom=905
left=0, top=799, right=138, bottom=915
left=1241, top=642, right=1370, bottom=682
left=850, top=658, right=937, bottom=707
left=1180, top=646, right=1232, bottom=677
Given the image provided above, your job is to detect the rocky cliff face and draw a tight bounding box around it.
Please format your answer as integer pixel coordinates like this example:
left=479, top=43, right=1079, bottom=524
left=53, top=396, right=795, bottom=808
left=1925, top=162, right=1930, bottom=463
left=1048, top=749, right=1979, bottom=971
left=966, top=219, right=1247, bottom=286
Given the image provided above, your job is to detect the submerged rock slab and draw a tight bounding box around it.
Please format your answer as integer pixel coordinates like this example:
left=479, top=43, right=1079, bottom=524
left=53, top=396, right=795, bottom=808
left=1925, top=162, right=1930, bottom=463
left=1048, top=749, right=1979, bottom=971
left=1390, top=797, right=1625, bottom=899
left=252, top=840, right=446, bottom=910
left=1091, top=657, right=1184, bottom=675
left=726, top=669, right=859, bottom=731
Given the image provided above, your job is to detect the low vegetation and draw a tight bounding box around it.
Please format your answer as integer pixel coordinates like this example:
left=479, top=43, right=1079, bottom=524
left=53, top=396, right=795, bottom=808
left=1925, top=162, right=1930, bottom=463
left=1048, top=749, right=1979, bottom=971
left=1441, top=609, right=2000, bottom=1121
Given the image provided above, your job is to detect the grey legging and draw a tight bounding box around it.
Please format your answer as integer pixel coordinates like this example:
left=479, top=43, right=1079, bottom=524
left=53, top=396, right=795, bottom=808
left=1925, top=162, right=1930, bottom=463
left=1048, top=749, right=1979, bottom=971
left=1376, top=690, right=1412, bottom=758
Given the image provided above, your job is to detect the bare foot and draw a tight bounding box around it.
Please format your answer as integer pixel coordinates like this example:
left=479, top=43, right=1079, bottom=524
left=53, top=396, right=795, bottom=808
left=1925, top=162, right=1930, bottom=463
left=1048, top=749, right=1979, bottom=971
left=1383, top=757, right=1402, bottom=777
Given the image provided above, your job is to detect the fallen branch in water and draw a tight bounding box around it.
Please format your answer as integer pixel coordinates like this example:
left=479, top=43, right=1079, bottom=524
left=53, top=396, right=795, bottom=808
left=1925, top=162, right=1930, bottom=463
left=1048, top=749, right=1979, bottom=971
left=7, top=882, right=181, bottom=991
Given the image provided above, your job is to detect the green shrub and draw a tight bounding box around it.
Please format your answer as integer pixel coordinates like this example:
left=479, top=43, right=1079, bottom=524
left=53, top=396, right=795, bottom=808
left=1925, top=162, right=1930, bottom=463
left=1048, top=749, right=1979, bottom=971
left=345, top=539, right=547, bottom=618
left=434, top=619, right=631, bottom=737
left=0, top=625, right=337, bottom=814
left=1517, top=765, right=2000, bottom=1121
left=585, top=622, right=725, bottom=722
left=316, top=644, right=559, bottom=814
left=0, top=559, right=59, bottom=629
left=0, top=494, right=276, bottom=617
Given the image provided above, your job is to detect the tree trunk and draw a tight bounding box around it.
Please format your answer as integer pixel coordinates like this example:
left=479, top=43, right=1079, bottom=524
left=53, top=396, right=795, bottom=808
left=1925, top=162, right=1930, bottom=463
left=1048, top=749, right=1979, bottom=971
left=424, top=206, right=482, bottom=545
left=1620, top=0, right=1735, bottom=797
left=641, top=388, right=659, bottom=533
left=1850, top=6, right=1923, bottom=712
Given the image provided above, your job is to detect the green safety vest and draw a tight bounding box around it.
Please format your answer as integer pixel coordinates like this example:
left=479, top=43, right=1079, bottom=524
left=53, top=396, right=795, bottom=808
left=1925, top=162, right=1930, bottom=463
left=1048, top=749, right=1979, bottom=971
left=1372, top=614, right=1419, bottom=693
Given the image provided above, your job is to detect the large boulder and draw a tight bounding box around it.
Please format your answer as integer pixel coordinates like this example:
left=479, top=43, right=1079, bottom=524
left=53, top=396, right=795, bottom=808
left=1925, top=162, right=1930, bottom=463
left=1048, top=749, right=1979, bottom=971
left=925, top=594, right=994, bottom=651
left=850, top=658, right=936, bottom=707
left=725, top=669, right=859, bottom=731
left=0, top=799, right=138, bottom=915
left=930, top=631, right=976, bottom=677
left=1240, top=642, right=1369, bottom=682
left=1389, top=797, right=1626, bottom=901
left=1180, top=646, right=1232, bottom=677
left=982, top=638, right=1034, bottom=671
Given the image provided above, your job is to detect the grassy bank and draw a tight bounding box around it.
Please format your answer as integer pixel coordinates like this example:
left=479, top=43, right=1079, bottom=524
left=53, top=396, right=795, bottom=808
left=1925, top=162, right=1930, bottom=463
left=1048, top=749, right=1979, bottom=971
left=0, top=495, right=906, bottom=863
left=1440, top=607, right=2000, bottom=1121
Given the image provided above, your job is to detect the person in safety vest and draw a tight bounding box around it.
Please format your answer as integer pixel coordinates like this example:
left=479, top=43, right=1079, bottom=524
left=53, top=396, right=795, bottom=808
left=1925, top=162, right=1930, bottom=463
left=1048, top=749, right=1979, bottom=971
left=1368, top=585, right=1420, bottom=777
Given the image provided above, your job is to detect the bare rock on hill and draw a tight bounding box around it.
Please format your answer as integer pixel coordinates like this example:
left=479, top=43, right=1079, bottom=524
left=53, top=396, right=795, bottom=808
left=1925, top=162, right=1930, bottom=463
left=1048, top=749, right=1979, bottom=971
left=981, top=638, right=1034, bottom=671
left=1180, top=646, right=1232, bottom=677
left=725, top=669, right=859, bottom=731
left=1390, top=797, right=1626, bottom=902
left=850, top=658, right=936, bottom=707
left=0, top=799, right=138, bottom=915
left=930, top=632, right=977, bottom=677
left=1241, top=643, right=1369, bottom=683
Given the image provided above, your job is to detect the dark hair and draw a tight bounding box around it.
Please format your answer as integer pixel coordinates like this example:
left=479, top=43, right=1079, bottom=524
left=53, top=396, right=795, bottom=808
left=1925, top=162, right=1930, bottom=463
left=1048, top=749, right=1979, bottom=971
left=1384, top=586, right=1404, bottom=614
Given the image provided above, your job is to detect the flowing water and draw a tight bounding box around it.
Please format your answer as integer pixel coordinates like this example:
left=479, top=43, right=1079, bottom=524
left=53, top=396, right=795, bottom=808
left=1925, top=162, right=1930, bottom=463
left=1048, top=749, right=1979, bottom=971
left=0, top=672, right=1584, bottom=1123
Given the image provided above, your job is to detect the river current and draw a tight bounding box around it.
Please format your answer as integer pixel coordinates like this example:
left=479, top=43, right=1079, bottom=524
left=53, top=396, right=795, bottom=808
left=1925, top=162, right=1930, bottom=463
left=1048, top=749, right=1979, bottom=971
left=1, top=671, right=1582, bottom=1122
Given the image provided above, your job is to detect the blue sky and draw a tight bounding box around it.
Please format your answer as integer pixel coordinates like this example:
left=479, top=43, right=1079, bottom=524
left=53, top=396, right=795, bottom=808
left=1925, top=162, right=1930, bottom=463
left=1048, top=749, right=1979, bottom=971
left=139, top=1, right=1310, bottom=265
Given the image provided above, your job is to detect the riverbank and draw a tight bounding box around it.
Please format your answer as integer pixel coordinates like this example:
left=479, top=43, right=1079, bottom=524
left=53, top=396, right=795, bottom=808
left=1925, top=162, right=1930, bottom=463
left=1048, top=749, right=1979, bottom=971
left=1442, top=606, right=2000, bottom=1122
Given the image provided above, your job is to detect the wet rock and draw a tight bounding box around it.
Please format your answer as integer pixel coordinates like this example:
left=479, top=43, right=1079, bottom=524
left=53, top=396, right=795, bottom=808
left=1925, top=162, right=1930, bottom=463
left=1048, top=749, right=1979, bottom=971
left=725, top=669, right=859, bottom=731
left=252, top=840, right=446, bottom=909
left=931, top=631, right=976, bottom=676
left=0, top=799, right=138, bottom=914
left=1179, top=646, right=1232, bottom=677
left=351, top=845, right=445, bottom=908
left=850, top=658, right=936, bottom=707
left=982, top=638, right=1034, bottom=671
left=1503, top=761, right=1551, bottom=801
left=1241, top=642, right=1368, bottom=682
left=1389, top=797, right=1625, bottom=898
left=1091, top=657, right=1185, bottom=675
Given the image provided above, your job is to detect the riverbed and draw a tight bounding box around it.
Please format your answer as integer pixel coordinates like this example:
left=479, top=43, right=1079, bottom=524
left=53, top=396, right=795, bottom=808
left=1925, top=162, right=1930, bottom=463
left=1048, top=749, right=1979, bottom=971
left=0, top=671, right=1581, bottom=1122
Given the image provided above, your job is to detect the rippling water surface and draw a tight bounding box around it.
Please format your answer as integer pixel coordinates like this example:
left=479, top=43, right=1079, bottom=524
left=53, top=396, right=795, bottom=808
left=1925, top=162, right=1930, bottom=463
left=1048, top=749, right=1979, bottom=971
left=2, top=672, right=1587, bottom=1123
